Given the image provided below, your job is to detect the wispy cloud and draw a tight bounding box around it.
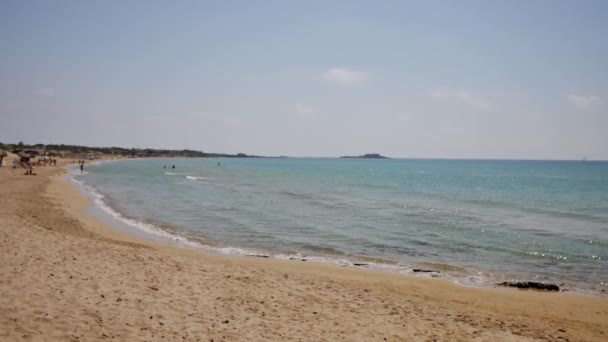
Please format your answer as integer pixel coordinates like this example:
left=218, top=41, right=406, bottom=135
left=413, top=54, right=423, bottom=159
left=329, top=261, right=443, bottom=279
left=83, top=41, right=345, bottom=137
left=430, top=88, right=493, bottom=110
left=322, top=68, right=368, bottom=85
left=35, top=87, right=55, bottom=97
left=295, top=104, right=319, bottom=119
left=567, top=94, right=600, bottom=109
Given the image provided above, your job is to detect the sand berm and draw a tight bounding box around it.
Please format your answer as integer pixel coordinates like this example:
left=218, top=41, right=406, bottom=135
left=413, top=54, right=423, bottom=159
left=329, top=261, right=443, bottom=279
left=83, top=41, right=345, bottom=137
left=1, top=158, right=607, bottom=341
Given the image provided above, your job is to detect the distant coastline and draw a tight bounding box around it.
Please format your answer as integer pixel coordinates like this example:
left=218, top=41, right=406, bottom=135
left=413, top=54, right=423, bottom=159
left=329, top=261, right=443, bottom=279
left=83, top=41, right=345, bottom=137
left=3, top=142, right=606, bottom=161
left=0, top=142, right=263, bottom=159
left=340, top=153, right=389, bottom=159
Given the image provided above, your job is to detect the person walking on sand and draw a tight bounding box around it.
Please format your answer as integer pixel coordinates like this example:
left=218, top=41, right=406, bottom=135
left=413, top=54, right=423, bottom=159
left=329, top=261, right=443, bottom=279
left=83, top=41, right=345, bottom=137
left=24, top=162, right=36, bottom=175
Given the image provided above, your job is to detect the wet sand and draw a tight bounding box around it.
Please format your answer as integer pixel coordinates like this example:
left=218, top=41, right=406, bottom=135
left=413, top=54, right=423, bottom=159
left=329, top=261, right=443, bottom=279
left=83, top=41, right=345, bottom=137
left=1, top=159, right=607, bottom=341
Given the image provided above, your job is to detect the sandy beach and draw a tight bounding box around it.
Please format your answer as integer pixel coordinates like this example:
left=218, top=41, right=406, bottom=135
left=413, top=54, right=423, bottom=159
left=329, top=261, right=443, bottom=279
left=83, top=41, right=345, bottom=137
left=1, top=159, right=607, bottom=342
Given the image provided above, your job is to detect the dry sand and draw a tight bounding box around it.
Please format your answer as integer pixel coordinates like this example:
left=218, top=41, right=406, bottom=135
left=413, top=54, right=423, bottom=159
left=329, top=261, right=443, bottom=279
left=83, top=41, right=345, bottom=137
left=1, top=159, right=607, bottom=341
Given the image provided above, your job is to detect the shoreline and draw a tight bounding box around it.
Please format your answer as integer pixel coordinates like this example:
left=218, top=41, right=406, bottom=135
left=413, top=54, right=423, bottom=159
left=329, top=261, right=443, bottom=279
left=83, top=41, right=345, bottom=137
left=55, top=162, right=608, bottom=298
left=66, top=162, right=510, bottom=293
left=71, top=158, right=606, bottom=297
left=1, top=159, right=607, bottom=340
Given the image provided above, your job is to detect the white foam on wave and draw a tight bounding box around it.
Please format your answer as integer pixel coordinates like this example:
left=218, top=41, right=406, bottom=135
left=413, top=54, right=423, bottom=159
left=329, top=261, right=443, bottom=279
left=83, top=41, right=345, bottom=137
left=185, top=175, right=207, bottom=181
left=164, top=172, right=183, bottom=176
left=165, top=171, right=196, bottom=177
left=216, top=246, right=264, bottom=256
left=274, top=252, right=412, bottom=273
left=274, top=253, right=353, bottom=266
left=451, top=273, right=493, bottom=288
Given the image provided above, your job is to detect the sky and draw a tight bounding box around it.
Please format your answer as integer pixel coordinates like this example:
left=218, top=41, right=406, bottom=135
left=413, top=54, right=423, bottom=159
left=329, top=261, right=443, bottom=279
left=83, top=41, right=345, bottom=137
left=1, top=0, right=607, bottom=159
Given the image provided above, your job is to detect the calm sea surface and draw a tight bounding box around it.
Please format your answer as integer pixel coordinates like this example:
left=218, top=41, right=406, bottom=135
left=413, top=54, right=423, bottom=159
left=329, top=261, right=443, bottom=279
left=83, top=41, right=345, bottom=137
left=73, top=158, right=608, bottom=293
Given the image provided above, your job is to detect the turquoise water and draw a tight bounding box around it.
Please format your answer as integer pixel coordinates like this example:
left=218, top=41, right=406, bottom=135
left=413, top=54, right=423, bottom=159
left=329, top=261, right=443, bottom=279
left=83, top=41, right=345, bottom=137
left=74, top=158, right=608, bottom=293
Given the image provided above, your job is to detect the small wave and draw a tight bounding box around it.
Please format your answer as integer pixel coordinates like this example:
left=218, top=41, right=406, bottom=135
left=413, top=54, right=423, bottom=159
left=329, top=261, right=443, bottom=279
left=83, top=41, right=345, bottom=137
left=185, top=175, right=207, bottom=181
left=279, top=190, right=343, bottom=209
left=217, top=246, right=264, bottom=256
left=355, top=255, right=400, bottom=265
left=419, top=262, right=467, bottom=272
left=524, top=251, right=569, bottom=261
left=296, top=243, right=346, bottom=256
left=281, top=190, right=315, bottom=200
left=67, top=166, right=88, bottom=177
left=165, top=172, right=191, bottom=176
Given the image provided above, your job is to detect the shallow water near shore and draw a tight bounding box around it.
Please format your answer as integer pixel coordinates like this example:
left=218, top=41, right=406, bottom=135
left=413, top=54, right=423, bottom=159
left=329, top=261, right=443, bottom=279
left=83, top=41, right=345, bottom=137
left=70, top=158, right=608, bottom=294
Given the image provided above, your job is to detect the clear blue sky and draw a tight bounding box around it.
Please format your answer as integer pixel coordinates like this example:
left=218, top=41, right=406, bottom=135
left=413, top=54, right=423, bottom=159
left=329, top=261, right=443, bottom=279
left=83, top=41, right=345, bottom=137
left=1, top=0, right=607, bottom=159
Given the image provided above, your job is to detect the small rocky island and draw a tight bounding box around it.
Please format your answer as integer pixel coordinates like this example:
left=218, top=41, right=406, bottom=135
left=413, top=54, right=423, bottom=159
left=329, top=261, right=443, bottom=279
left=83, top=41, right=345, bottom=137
left=340, top=153, right=389, bottom=159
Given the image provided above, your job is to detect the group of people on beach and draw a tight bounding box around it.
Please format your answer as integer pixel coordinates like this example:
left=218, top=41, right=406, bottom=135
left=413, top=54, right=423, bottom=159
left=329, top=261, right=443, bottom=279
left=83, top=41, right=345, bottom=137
left=23, top=155, right=60, bottom=175
left=13, top=155, right=91, bottom=176
left=26, top=155, right=58, bottom=168
left=39, top=155, right=57, bottom=166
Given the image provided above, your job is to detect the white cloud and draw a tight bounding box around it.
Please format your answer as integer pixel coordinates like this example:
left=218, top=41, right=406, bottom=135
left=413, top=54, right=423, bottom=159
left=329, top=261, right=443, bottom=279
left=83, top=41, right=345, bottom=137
left=322, top=68, right=368, bottom=85
left=295, top=104, right=319, bottom=119
left=35, top=88, right=55, bottom=97
left=430, top=88, right=493, bottom=110
left=567, top=94, right=600, bottom=109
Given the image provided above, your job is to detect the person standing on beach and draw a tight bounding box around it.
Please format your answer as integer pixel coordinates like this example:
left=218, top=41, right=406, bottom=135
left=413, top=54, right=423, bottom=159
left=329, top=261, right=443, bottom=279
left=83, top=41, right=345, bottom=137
left=80, top=160, right=84, bottom=173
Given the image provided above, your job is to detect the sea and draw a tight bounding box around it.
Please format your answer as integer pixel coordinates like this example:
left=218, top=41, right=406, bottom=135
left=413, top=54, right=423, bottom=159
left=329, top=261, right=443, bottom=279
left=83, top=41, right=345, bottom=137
left=69, top=158, right=608, bottom=295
